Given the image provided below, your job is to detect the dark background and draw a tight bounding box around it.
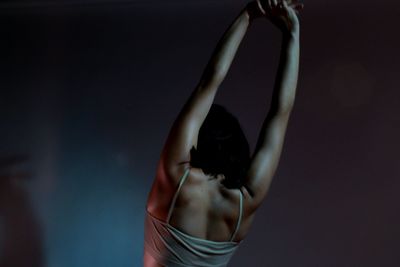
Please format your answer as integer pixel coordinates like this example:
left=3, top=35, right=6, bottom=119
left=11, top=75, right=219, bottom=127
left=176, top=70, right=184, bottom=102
left=0, top=0, right=399, bottom=266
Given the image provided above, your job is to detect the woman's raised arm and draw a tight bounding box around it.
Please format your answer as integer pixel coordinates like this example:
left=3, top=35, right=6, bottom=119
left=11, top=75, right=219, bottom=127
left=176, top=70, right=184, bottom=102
left=244, top=0, right=303, bottom=211
left=159, top=2, right=264, bottom=183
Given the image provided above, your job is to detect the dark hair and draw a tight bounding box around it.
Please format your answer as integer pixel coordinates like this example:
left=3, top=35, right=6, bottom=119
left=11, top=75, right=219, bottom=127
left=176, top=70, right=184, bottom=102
left=190, top=104, right=250, bottom=189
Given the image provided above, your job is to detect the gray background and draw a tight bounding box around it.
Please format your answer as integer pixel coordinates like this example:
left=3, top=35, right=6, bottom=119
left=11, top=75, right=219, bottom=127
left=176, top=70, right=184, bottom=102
left=0, top=0, right=399, bottom=266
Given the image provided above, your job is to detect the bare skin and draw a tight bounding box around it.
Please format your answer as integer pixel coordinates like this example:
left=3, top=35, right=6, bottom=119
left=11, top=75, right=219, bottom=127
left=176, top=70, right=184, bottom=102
left=145, top=0, right=303, bottom=265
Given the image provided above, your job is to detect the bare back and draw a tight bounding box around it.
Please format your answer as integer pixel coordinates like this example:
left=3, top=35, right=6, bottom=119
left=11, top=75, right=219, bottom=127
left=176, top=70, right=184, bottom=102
left=146, top=164, right=256, bottom=243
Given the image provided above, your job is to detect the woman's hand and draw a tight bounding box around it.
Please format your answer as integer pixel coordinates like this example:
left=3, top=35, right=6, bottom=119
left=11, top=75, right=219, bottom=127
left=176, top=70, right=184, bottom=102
left=258, top=0, right=303, bottom=34
left=246, top=1, right=267, bottom=22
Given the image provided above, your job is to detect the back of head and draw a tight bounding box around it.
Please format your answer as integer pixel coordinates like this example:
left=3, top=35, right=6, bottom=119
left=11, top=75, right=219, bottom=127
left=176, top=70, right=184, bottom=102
left=190, top=104, right=250, bottom=189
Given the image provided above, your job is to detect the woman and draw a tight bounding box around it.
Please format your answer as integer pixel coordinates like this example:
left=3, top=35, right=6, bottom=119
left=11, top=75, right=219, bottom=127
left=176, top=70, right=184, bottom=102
left=144, top=0, right=303, bottom=266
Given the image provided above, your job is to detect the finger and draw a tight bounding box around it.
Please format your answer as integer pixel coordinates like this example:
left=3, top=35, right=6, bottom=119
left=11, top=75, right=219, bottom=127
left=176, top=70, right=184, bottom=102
left=291, top=3, right=304, bottom=11
left=283, top=0, right=294, bottom=5
left=288, top=0, right=304, bottom=9
left=268, top=0, right=273, bottom=9
left=271, top=0, right=278, bottom=7
left=257, top=0, right=267, bottom=15
left=288, top=0, right=303, bottom=7
left=288, top=1, right=302, bottom=8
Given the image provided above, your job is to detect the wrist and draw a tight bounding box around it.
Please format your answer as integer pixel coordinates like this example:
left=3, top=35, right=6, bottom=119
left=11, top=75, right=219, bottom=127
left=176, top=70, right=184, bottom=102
left=282, top=29, right=300, bottom=41
left=282, top=22, right=300, bottom=37
left=290, top=25, right=300, bottom=37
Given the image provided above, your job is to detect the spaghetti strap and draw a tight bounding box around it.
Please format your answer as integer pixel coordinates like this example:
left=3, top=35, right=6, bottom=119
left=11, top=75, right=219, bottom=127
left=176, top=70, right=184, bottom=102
left=165, top=167, right=243, bottom=242
left=229, top=190, right=243, bottom=242
left=166, top=167, right=191, bottom=224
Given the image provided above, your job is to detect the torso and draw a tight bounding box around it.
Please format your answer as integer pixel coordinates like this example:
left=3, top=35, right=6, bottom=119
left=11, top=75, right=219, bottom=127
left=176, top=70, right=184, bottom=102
left=146, top=164, right=256, bottom=243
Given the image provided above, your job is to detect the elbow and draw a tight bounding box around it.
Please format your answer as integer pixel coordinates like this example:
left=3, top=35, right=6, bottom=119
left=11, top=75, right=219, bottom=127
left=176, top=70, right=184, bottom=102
left=202, top=63, right=228, bottom=86
left=199, top=71, right=224, bottom=89
left=210, top=72, right=225, bottom=85
left=272, top=82, right=297, bottom=114
left=279, top=100, right=295, bottom=114
left=208, top=66, right=227, bottom=84
left=271, top=98, right=295, bottom=115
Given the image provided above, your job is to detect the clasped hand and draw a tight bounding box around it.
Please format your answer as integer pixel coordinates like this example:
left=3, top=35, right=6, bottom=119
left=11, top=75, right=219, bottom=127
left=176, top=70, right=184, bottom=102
left=254, top=0, right=304, bottom=33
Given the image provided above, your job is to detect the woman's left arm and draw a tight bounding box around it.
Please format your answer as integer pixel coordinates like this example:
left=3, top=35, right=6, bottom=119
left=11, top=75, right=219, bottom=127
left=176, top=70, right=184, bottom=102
left=158, top=2, right=263, bottom=183
left=243, top=0, right=303, bottom=209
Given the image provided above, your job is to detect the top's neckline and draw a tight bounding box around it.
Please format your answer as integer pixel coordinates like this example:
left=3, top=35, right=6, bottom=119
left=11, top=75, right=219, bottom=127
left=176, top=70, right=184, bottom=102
left=146, top=209, right=243, bottom=245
